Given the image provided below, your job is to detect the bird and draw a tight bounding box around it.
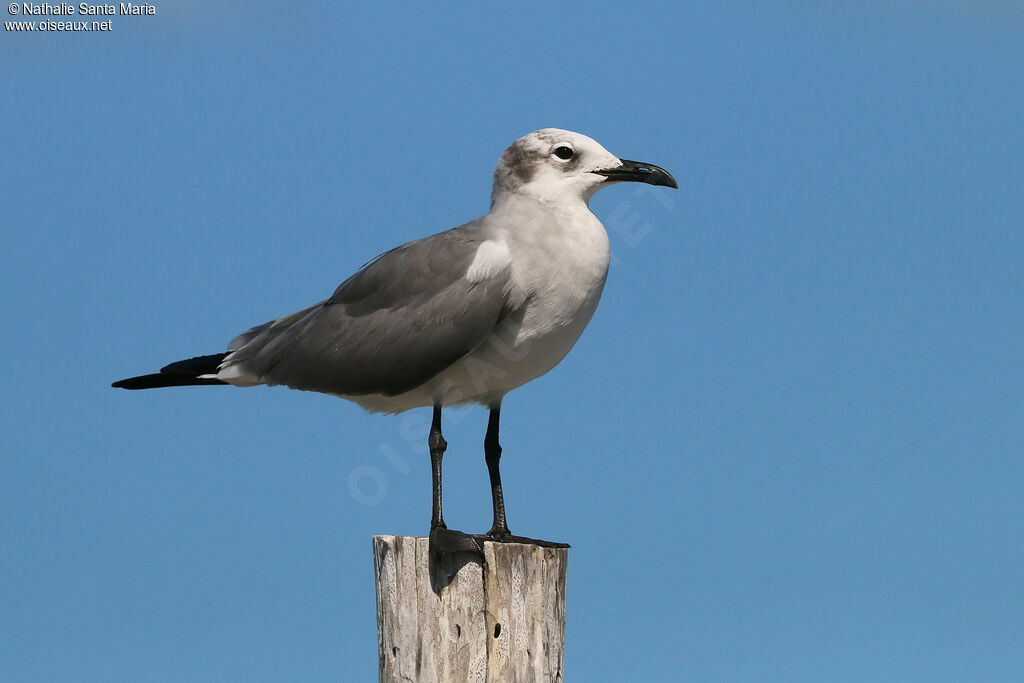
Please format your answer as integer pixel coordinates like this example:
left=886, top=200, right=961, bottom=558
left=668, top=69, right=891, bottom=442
left=113, top=128, right=677, bottom=556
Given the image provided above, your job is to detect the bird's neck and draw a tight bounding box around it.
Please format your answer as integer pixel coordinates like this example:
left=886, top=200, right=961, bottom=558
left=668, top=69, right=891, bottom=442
left=489, top=187, right=591, bottom=218
left=487, top=188, right=610, bottom=277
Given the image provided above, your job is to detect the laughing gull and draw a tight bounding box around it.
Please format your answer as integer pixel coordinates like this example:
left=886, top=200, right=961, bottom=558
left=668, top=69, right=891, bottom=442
left=113, top=128, right=677, bottom=554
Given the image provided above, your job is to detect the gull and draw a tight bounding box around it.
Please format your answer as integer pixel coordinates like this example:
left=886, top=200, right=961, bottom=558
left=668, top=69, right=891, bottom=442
left=113, top=128, right=677, bottom=555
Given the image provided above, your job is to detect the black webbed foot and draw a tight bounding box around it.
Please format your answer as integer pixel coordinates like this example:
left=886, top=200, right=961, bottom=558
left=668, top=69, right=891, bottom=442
left=428, top=526, right=485, bottom=594
left=429, top=526, right=485, bottom=560
left=484, top=531, right=570, bottom=549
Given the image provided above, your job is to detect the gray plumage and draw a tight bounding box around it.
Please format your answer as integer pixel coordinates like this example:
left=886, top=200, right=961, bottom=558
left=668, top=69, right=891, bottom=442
left=221, top=222, right=510, bottom=397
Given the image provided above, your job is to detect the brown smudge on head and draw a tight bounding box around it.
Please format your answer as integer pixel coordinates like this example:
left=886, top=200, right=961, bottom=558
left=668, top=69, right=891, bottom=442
left=500, top=140, right=543, bottom=185
left=491, top=133, right=561, bottom=201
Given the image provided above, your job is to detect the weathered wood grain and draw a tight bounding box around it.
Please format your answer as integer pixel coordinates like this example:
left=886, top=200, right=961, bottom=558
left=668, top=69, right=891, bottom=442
left=374, top=535, right=567, bottom=682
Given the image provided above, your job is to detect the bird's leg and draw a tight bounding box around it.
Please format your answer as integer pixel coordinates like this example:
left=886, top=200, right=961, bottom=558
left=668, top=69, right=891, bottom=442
left=480, top=404, right=569, bottom=549
left=428, top=404, right=483, bottom=560
left=428, top=403, right=447, bottom=530
left=484, top=405, right=511, bottom=539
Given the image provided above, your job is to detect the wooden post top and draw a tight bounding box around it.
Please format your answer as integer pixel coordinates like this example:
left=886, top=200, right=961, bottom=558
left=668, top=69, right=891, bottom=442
left=373, top=535, right=568, bottom=682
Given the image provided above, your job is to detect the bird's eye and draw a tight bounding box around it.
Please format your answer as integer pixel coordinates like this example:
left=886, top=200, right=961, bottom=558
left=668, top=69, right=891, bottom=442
left=553, top=146, right=575, bottom=160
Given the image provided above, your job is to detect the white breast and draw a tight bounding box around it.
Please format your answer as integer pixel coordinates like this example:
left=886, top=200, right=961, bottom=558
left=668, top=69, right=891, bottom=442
left=345, top=200, right=610, bottom=413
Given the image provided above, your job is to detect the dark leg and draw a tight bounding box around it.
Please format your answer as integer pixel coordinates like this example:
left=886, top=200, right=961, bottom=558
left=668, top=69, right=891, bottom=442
left=480, top=404, right=568, bottom=549
left=428, top=404, right=483, bottom=562
left=484, top=405, right=511, bottom=538
left=429, top=404, right=446, bottom=530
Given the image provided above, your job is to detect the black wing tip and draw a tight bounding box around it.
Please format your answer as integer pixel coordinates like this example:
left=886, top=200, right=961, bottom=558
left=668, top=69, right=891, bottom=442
left=111, top=373, right=228, bottom=390
left=112, top=374, right=164, bottom=390
left=112, top=352, right=230, bottom=390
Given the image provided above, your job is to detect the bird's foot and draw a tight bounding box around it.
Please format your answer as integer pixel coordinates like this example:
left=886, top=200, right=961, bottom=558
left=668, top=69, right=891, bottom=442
left=483, top=528, right=571, bottom=549
left=429, top=526, right=485, bottom=559
left=427, top=526, right=485, bottom=594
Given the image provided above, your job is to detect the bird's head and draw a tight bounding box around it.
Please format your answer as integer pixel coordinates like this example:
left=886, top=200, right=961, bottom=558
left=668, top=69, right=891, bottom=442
left=491, top=128, right=677, bottom=207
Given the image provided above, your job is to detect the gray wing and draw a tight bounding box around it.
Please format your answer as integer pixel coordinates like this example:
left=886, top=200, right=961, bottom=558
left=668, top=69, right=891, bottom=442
left=221, top=222, right=510, bottom=397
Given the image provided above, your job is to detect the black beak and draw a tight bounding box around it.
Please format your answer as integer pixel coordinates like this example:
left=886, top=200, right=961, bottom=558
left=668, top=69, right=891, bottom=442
left=595, top=159, right=678, bottom=189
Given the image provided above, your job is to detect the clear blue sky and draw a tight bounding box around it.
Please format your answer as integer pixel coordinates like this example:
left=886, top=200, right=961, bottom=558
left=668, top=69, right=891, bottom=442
left=3, top=2, right=1023, bottom=681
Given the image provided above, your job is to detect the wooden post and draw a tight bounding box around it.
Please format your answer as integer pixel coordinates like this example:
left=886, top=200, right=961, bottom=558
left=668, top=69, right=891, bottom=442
left=373, top=535, right=568, bottom=682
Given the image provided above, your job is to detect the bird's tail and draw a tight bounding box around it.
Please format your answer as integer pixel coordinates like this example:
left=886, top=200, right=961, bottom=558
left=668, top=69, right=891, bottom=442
left=112, top=353, right=229, bottom=390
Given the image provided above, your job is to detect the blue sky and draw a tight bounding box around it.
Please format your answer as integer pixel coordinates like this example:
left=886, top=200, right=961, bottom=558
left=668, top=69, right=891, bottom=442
left=3, top=2, right=1023, bottom=681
